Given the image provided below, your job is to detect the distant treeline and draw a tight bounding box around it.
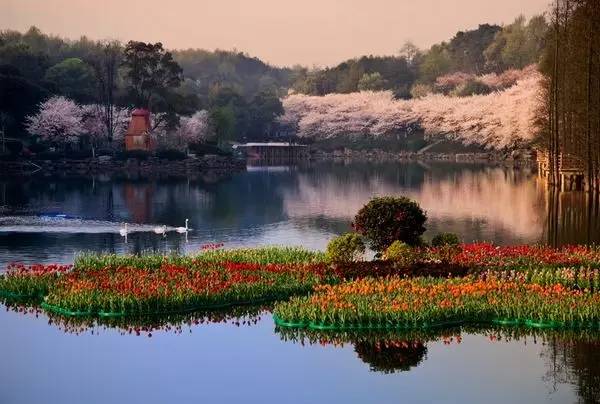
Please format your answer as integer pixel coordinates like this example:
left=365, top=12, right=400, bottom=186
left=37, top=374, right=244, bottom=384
left=0, top=27, right=288, bottom=147
left=291, top=15, right=547, bottom=98
left=0, top=14, right=548, bottom=152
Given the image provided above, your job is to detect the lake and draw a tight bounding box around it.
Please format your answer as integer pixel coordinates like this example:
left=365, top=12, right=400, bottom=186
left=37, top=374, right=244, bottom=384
left=1, top=160, right=600, bottom=403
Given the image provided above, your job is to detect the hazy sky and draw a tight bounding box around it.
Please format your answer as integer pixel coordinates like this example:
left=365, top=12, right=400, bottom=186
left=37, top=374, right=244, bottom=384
left=3, top=0, right=549, bottom=67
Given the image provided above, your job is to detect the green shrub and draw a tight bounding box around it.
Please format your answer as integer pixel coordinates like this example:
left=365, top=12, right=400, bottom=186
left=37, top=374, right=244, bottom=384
left=326, top=233, right=366, bottom=263
left=353, top=196, right=427, bottom=251
left=431, top=232, right=461, bottom=247
left=383, top=240, right=417, bottom=266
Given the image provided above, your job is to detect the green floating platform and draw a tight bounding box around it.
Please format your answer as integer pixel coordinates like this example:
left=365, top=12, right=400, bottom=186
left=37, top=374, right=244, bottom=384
left=40, top=296, right=282, bottom=318
left=0, top=289, right=42, bottom=300
left=41, top=302, right=93, bottom=317
left=273, top=315, right=599, bottom=331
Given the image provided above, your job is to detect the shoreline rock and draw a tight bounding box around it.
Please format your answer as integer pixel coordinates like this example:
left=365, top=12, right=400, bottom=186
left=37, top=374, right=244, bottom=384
left=0, top=155, right=247, bottom=177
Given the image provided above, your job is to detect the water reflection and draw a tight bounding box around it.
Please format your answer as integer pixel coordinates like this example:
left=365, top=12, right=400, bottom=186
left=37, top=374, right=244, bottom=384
left=2, top=300, right=265, bottom=336
left=541, top=334, right=600, bottom=403
left=2, top=297, right=599, bottom=403
left=0, top=160, right=598, bottom=267
left=544, top=187, right=600, bottom=246
left=278, top=324, right=600, bottom=402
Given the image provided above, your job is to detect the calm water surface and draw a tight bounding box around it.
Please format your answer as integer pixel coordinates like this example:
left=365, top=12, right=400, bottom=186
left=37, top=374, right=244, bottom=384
left=1, top=160, right=600, bottom=403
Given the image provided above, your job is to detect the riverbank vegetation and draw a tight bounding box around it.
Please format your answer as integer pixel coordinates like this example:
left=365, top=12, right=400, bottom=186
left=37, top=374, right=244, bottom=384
left=0, top=12, right=552, bottom=157
left=279, top=66, right=540, bottom=149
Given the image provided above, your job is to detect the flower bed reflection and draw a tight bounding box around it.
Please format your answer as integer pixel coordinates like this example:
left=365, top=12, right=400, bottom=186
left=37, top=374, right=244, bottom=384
left=3, top=301, right=268, bottom=336
left=276, top=326, right=600, bottom=374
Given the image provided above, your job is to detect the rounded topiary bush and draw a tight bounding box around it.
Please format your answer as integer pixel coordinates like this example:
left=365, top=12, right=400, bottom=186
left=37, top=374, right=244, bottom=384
left=383, top=240, right=417, bottom=265
left=431, top=232, right=461, bottom=247
left=326, top=233, right=366, bottom=263
left=353, top=196, right=427, bottom=251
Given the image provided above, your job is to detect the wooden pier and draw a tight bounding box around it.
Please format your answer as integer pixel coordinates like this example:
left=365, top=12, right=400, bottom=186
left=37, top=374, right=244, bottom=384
left=537, top=150, right=586, bottom=191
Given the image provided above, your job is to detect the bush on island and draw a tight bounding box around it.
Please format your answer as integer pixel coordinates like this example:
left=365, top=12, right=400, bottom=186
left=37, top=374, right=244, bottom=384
left=431, top=232, right=461, bottom=247
left=383, top=240, right=417, bottom=266
left=326, top=233, right=366, bottom=263
left=353, top=196, right=427, bottom=251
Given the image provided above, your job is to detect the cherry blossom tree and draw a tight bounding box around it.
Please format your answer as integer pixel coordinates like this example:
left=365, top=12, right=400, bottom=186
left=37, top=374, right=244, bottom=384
left=81, top=104, right=130, bottom=155
left=154, top=110, right=212, bottom=152
left=175, top=110, right=212, bottom=148
left=280, top=66, right=542, bottom=150
left=26, top=96, right=84, bottom=147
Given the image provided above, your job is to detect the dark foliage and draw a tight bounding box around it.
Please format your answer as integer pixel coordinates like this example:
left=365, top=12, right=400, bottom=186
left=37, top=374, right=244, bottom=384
left=353, top=197, right=427, bottom=251
left=354, top=341, right=427, bottom=373
left=431, top=232, right=461, bottom=247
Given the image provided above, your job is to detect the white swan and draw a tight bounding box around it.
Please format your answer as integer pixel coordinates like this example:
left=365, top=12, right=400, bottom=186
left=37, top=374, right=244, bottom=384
left=119, top=223, right=128, bottom=237
left=153, top=225, right=167, bottom=236
left=176, top=219, right=190, bottom=233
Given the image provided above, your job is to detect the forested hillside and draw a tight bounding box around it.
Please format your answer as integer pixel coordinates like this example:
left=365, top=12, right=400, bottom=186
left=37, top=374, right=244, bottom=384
left=290, top=15, right=547, bottom=99
left=0, top=14, right=549, bottom=154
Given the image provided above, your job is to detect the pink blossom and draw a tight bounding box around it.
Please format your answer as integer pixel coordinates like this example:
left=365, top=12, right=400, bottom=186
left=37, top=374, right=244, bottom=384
left=280, top=66, right=542, bottom=149
left=26, top=96, right=84, bottom=144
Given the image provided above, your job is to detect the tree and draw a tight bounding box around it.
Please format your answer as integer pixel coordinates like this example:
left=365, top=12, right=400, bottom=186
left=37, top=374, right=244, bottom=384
left=291, top=56, right=415, bottom=97
left=81, top=104, right=130, bottom=155
left=418, top=44, right=452, bottom=83
left=399, top=41, right=420, bottom=66
left=0, top=67, right=49, bottom=138
left=357, top=72, right=387, bottom=91
left=209, top=86, right=249, bottom=141
left=353, top=196, right=427, bottom=250
left=44, top=57, right=96, bottom=102
left=0, top=43, right=48, bottom=81
left=211, top=106, right=236, bottom=145
left=538, top=0, right=600, bottom=190
left=247, top=91, right=284, bottom=140
left=0, top=112, right=12, bottom=152
left=25, top=96, right=84, bottom=146
left=447, top=24, right=501, bottom=74
left=86, top=41, right=123, bottom=144
left=280, top=65, right=540, bottom=149
left=170, top=110, right=212, bottom=151
left=484, top=15, right=549, bottom=71
left=121, top=41, right=183, bottom=109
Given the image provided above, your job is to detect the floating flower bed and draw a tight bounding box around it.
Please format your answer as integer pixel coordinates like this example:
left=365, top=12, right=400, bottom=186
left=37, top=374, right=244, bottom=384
left=73, top=246, right=326, bottom=270
left=42, top=261, right=330, bottom=317
left=427, top=243, right=600, bottom=270
left=4, top=244, right=600, bottom=322
left=273, top=277, right=600, bottom=330
left=0, top=263, right=71, bottom=300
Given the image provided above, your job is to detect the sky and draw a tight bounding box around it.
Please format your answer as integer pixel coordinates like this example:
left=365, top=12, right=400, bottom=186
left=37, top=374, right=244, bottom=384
left=3, top=0, right=550, bottom=67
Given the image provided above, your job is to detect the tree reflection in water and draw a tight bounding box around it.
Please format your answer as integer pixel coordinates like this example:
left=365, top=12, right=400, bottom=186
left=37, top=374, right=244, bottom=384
left=354, top=340, right=427, bottom=373
left=276, top=323, right=600, bottom=397
left=276, top=328, right=463, bottom=373
left=544, top=186, right=600, bottom=246
left=542, top=335, right=600, bottom=404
